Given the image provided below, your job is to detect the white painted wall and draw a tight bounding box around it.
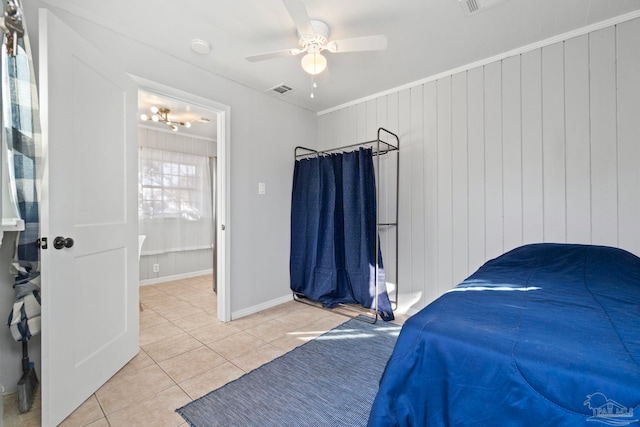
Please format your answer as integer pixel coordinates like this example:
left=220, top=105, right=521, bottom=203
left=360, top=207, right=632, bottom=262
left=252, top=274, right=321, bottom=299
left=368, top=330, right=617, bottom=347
left=318, top=17, right=640, bottom=314
left=0, top=2, right=316, bottom=393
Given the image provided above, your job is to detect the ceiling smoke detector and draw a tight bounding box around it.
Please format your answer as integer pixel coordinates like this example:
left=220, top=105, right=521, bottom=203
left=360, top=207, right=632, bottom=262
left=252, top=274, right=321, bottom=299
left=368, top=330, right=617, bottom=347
left=191, top=39, right=211, bottom=55
left=459, top=0, right=508, bottom=16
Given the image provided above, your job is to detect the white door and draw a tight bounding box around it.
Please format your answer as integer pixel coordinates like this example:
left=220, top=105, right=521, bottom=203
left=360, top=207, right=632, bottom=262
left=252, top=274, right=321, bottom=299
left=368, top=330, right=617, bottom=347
left=39, top=9, right=139, bottom=426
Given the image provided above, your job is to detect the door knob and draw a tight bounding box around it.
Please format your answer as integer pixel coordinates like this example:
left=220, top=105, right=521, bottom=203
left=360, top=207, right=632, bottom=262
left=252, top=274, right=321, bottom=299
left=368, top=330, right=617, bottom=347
left=53, top=236, right=74, bottom=250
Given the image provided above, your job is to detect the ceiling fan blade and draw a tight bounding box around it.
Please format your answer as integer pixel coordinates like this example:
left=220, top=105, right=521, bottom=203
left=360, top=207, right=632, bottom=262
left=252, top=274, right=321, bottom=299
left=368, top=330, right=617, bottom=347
left=246, top=48, right=300, bottom=62
left=327, top=35, right=388, bottom=53
left=282, top=0, right=315, bottom=36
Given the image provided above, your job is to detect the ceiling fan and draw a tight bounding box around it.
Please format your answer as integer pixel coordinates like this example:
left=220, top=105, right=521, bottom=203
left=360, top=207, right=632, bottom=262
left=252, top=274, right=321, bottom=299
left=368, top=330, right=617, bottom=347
left=246, top=0, right=388, bottom=77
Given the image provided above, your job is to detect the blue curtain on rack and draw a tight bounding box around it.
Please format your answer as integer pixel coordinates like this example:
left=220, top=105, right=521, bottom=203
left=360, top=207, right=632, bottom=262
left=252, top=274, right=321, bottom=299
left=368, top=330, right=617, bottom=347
left=290, top=147, right=394, bottom=321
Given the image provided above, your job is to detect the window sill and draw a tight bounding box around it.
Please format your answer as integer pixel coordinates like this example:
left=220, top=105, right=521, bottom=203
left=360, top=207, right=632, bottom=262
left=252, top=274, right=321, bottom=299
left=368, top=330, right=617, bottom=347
left=2, top=218, right=25, bottom=231
left=0, top=218, right=25, bottom=247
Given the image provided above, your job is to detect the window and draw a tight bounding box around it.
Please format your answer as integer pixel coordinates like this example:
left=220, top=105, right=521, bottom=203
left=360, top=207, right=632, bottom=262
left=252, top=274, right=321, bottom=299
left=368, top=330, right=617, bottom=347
left=140, top=158, right=201, bottom=220
left=139, top=147, right=213, bottom=254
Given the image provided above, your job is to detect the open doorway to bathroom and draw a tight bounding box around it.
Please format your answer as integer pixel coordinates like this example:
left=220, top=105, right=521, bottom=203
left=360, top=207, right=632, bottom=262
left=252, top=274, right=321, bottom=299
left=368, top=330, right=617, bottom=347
left=134, top=81, right=229, bottom=321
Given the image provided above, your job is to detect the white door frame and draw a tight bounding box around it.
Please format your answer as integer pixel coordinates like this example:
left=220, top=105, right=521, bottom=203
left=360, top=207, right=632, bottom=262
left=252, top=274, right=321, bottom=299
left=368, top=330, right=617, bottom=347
left=130, top=76, right=231, bottom=322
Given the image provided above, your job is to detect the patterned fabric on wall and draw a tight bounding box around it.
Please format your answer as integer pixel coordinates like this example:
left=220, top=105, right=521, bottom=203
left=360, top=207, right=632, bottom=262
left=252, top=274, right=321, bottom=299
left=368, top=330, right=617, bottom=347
left=3, top=12, right=43, bottom=342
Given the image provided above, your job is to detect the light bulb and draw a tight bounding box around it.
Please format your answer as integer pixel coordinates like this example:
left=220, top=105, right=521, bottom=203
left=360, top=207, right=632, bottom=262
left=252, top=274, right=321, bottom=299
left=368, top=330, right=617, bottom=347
left=171, top=125, right=178, bottom=132
left=310, top=92, right=315, bottom=99
left=313, top=81, right=317, bottom=88
left=185, top=122, right=191, bottom=128
left=151, top=115, right=160, bottom=122
left=150, top=106, right=159, bottom=114
left=140, top=114, right=148, bottom=121
left=301, top=52, right=327, bottom=75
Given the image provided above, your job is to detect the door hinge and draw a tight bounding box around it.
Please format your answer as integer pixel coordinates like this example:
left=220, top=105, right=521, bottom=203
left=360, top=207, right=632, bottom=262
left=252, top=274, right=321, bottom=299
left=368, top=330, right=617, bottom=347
left=37, top=237, right=48, bottom=249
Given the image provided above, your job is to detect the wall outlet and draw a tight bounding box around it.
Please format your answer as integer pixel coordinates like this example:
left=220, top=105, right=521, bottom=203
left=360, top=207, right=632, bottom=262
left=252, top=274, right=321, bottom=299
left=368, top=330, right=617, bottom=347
left=153, top=263, right=159, bottom=273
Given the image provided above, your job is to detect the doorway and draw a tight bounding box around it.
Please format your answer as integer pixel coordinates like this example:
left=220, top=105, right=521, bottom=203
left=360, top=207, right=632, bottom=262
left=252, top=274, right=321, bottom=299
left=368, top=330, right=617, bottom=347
left=132, top=76, right=230, bottom=322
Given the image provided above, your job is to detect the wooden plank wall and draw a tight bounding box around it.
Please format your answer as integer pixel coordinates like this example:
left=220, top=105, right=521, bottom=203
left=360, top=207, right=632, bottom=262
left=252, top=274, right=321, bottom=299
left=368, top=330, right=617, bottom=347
left=317, top=18, right=640, bottom=313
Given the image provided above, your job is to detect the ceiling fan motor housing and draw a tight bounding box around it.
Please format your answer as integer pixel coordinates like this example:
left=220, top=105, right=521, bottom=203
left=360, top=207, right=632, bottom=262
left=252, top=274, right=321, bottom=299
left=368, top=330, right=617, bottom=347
left=298, top=20, right=329, bottom=50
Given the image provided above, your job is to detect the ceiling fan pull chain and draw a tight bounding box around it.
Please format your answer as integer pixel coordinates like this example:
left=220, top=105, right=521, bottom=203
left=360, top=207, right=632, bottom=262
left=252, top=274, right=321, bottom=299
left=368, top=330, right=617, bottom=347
left=310, top=75, right=316, bottom=98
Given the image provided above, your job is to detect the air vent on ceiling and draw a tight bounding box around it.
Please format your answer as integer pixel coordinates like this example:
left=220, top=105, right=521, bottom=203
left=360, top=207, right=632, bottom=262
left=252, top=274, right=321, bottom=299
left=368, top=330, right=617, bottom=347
left=195, top=117, right=212, bottom=123
left=459, top=0, right=508, bottom=17
left=267, top=83, right=293, bottom=95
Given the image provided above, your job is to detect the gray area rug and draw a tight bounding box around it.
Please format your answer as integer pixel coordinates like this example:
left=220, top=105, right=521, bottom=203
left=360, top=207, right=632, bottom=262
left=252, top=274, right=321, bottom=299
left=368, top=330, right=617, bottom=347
left=177, top=317, right=401, bottom=426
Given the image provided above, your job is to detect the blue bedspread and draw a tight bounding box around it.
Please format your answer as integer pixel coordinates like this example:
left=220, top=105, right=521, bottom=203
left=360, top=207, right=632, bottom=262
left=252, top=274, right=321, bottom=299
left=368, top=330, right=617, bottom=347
left=368, top=243, right=640, bottom=426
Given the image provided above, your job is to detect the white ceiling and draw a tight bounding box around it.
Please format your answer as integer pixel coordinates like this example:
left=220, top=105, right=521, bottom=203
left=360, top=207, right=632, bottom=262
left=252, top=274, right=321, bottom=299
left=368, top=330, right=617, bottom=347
left=41, top=0, right=640, bottom=115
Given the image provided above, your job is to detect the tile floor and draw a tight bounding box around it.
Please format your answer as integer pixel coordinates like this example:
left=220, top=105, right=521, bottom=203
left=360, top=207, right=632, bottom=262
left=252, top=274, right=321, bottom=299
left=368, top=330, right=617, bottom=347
left=3, top=275, right=407, bottom=426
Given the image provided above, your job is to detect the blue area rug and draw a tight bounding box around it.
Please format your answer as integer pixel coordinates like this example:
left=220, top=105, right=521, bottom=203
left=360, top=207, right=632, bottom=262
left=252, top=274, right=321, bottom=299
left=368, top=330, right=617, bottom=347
left=177, top=318, right=401, bottom=426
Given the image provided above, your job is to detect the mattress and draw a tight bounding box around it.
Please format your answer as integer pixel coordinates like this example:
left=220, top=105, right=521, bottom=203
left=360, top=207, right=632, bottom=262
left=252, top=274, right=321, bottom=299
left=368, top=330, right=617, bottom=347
left=368, top=243, right=640, bottom=426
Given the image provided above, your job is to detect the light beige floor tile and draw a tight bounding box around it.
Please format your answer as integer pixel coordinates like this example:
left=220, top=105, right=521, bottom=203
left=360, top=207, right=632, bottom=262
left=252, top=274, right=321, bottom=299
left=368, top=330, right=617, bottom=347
left=59, top=394, right=104, bottom=427
left=179, top=362, right=245, bottom=400
left=139, top=285, right=163, bottom=298
left=3, top=389, right=41, bottom=427
left=148, top=299, right=196, bottom=315
left=229, top=311, right=275, bottom=330
left=140, top=293, right=181, bottom=307
left=140, top=310, right=170, bottom=330
left=139, top=322, right=184, bottom=346
left=244, top=318, right=300, bottom=343
left=107, top=385, right=191, bottom=427
left=86, top=418, right=110, bottom=427
left=231, top=343, right=286, bottom=373
left=188, top=295, right=217, bottom=311
left=95, top=364, right=174, bottom=415
left=142, top=333, right=203, bottom=363
left=3, top=406, right=41, bottom=427
left=186, top=280, right=215, bottom=292
left=160, top=304, right=204, bottom=322
left=2, top=392, right=19, bottom=418
left=153, top=280, right=189, bottom=292
left=187, top=322, right=241, bottom=344
left=118, top=348, right=156, bottom=375
left=277, top=307, right=321, bottom=328
left=260, top=300, right=306, bottom=318
left=171, top=311, right=218, bottom=331
left=200, top=304, right=218, bottom=316
left=175, top=290, right=215, bottom=303
left=158, top=346, right=227, bottom=383
left=207, top=330, right=268, bottom=360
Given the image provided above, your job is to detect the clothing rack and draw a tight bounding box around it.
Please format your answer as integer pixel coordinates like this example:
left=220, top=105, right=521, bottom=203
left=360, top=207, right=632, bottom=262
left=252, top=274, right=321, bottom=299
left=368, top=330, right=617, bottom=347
left=292, top=127, right=399, bottom=323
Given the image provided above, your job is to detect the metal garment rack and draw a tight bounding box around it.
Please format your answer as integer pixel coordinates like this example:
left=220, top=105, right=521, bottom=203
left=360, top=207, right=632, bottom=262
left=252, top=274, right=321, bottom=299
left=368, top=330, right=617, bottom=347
left=292, top=127, right=400, bottom=323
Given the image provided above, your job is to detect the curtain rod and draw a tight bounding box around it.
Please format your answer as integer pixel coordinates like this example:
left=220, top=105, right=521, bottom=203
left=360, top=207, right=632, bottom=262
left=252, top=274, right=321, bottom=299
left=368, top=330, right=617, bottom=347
left=295, top=127, right=399, bottom=159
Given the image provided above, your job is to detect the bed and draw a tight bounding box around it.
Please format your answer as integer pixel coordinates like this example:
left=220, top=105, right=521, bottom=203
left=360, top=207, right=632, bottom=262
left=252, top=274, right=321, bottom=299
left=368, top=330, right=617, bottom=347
left=368, top=243, right=640, bottom=426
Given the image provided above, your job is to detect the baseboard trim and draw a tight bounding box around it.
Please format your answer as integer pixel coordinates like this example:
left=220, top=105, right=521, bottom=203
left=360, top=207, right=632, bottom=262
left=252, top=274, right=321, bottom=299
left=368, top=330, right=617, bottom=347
left=231, top=293, right=293, bottom=320
left=139, top=269, right=214, bottom=286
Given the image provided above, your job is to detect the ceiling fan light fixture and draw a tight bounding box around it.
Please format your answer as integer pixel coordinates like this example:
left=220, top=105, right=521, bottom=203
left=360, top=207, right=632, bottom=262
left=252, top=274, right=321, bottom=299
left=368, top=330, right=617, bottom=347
left=301, top=52, right=327, bottom=75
